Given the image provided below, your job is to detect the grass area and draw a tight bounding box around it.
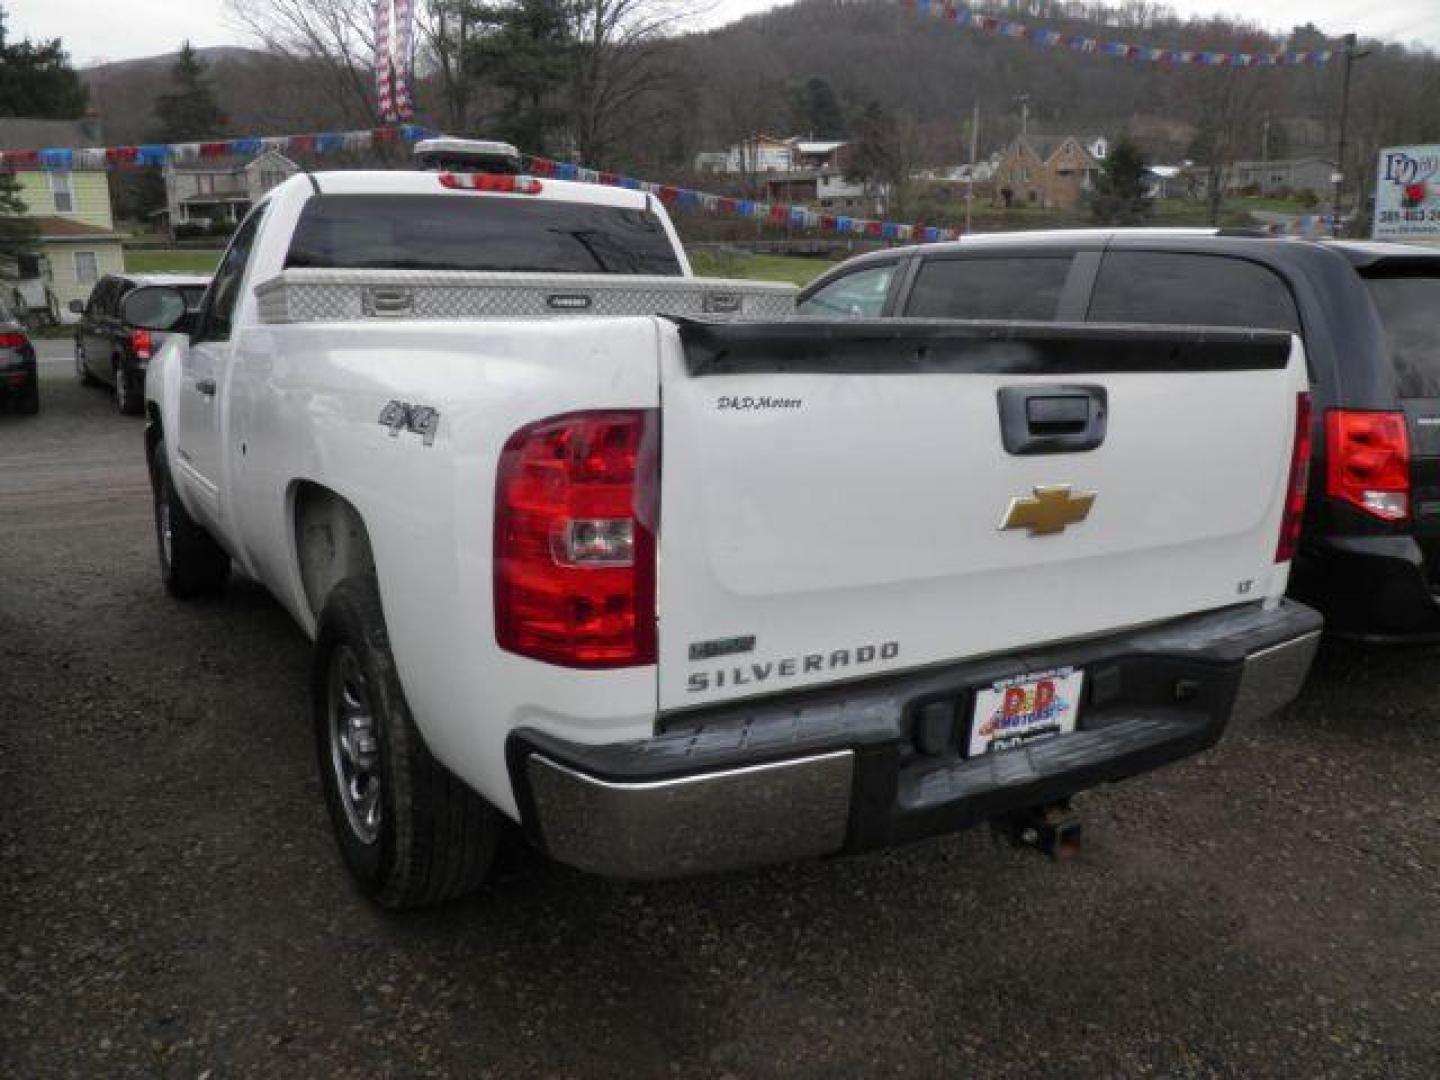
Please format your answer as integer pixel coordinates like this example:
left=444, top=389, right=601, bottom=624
left=123, top=248, right=224, bottom=274
left=689, top=250, right=831, bottom=286
left=1231, top=196, right=1323, bottom=214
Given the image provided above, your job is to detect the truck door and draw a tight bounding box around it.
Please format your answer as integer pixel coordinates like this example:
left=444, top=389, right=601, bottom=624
left=176, top=205, right=266, bottom=528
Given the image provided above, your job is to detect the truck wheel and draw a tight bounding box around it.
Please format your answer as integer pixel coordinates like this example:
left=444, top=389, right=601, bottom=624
left=113, top=359, right=141, bottom=416
left=313, top=576, right=501, bottom=909
left=150, top=438, right=230, bottom=597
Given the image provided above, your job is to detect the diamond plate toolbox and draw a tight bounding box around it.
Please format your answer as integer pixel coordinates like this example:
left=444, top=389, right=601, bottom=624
left=254, top=269, right=798, bottom=324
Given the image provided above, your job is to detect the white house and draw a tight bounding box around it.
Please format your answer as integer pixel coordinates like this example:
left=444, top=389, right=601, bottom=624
left=161, top=149, right=300, bottom=236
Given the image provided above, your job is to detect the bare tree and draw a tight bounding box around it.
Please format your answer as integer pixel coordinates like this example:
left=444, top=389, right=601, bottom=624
left=1180, top=62, right=1270, bottom=224
left=565, top=0, right=703, bottom=167
left=227, top=0, right=380, bottom=127
left=418, top=0, right=482, bottom=133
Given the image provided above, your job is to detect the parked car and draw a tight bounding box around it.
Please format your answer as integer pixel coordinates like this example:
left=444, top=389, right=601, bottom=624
left=0, top=293, right=38, bottom=414
left=799, top=230, right=1440, bottom=642
left=127, top=166, right=1318, bottom=909
left=72, top=273, right=210, bottom=415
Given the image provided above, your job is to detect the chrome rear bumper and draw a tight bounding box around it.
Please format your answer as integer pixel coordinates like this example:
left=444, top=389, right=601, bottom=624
left=526, top=751, right=854, bottom=879
left=514, top=601, right=1322, bottom=879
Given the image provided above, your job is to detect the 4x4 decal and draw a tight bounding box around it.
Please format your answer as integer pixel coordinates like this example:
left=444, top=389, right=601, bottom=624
left=378, top=400, right=440, bottom=446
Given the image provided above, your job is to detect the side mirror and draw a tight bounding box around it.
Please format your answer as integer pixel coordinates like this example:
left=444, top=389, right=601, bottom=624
left=68, top=299, right=85, bottom=314
left=121, top=286, right=189, bottom=332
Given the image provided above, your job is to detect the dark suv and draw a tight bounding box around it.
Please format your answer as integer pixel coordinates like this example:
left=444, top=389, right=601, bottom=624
left=72, top=273, right=210, bottom=415
left=0, top=293, right=38, bottom=415
left=798, top=230, right=1440, bottom=641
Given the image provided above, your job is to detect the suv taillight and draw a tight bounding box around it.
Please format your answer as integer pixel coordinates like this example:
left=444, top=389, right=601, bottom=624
left=132, top=328, right=153, bottom=360
left=494, top=410, right=658, bottom=668
left=0, top=331, right=27, bottom=348
left=1276, top=392, right=1313, bottom=562
left=1325, top=409, right=1410, bottom=523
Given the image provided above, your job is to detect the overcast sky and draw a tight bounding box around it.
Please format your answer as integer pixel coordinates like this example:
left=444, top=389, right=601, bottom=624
left=5, top=0, right=1437, bottom=67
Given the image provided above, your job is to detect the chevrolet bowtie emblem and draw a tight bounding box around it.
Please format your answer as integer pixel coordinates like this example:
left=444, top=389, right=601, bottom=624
left=999, top=485, right=1097, bottom=536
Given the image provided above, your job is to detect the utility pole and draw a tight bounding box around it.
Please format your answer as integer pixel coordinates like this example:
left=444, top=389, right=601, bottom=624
left=1261, top=117, right=1270, bottom=163
left=965, top=101, right=979, bottom=235
left=1331, top=33, right=1370, bottom=238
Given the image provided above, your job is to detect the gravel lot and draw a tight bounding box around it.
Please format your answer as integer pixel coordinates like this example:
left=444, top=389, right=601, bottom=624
left=3, top=340, right=1439, bottom=1078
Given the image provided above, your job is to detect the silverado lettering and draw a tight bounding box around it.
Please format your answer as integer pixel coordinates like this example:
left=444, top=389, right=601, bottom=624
left=687, top=642, right=901, bottom=692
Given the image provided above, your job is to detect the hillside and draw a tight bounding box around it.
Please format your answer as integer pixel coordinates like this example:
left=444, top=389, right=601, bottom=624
left=66, top=0, right=1440, bottom=190
left=81, top=46, right=364, bottom=145
left=678, top=0, right=1357, bottom=165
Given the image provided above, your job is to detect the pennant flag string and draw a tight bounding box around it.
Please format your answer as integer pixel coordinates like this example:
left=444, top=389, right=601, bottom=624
left=902, top=0, right=1337, bottom=67
left=0, top=124, right=433, bottom=172
left=0, top=125, right=967, bottom=246
left=522, top=153, right=964, bottom=246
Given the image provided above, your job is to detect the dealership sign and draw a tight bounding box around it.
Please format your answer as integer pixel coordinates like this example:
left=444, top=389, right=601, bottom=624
left=1374, top=145, right=1440, bottom=242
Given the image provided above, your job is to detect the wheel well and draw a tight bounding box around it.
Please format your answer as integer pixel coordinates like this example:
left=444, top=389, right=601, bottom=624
left=144, top=406, right=163, bottom=472
left=293, top=483, right=377, bottom=619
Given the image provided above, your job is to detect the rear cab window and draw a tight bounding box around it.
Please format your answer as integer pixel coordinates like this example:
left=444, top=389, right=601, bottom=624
left=1087, top=251, right=1301, bottom=333
left=285, top=194, right=683, bottom=276
left=1362, top=272, right=1440, bottom=398
left=903, top=256, right=1074, bottom=320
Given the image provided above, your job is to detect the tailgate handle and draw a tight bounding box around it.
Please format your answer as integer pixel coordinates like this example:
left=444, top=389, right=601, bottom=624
left=998, top=385, right=1107, bottom=455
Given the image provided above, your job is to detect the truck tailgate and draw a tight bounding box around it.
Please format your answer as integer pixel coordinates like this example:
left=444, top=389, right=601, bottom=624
left=657, top=319, right=1306, bottom=711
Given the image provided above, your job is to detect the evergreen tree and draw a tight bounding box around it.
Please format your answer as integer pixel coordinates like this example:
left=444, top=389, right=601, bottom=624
left=846, top=101, right=901, bottom=184
left=153, top=42, right=226, bottom=142
left=1087, top=133, right=1151, bottom=226
left=0, top=4, right=88, bottom=118
left=468, top=0, right=574, bottom=156
left=792, top=76, right=847, bottom=140
left=0, top=168, right=36, bottom=262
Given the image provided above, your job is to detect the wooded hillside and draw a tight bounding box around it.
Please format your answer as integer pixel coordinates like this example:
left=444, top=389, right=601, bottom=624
left=72, top=1, right=1440, bottom=204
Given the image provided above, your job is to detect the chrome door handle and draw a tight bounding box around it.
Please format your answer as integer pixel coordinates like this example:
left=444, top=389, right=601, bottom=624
left=196, top=377, right=217, bottom=397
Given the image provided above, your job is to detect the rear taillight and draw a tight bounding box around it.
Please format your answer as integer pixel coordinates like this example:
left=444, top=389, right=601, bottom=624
left=132, top=328, right=153, bottom=360
left=1325, top=409, right=1410, bottom=523
left=0, top=331, right=27, bottom=349
left=1276, top=392, right=1313, bottom=562
left=439, top=171, right=543, bottom=195
left=494, top=410, right=658, bottom=668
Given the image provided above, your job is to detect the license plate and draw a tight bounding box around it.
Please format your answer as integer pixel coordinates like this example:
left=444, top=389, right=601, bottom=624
left=968, top=667, right=1084, bottom=757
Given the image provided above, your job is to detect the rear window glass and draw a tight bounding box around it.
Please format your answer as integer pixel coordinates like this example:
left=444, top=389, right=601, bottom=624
left=179, top=286, right=207, bottom=310
left=1088, top=252, right=1301, bottom=333
left=799, top=264, right=896, bottom=318
left=285, top=194, right=683, bottom=276
left=1365, top=275, right=1440, bottom=398
left=905, top=257, right=1072, bottom=320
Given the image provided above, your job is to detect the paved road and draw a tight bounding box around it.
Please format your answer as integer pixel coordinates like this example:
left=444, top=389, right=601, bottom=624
left=3, top=340, right=1439, bottom=1078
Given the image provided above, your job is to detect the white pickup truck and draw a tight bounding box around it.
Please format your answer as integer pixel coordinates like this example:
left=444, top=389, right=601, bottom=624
left=131, top=165, right=1322, bottom=908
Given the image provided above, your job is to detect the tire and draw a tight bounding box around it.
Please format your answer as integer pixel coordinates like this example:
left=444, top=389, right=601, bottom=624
left=113, top=358, right=142, bottom=416
left=150, top=437, right=230, bottom=597
left=14, top=376, right=39, bottom=415
left=76, top=342, right=97, bottom=386
left=313, top=576, right=501, bottom=909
